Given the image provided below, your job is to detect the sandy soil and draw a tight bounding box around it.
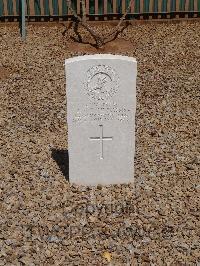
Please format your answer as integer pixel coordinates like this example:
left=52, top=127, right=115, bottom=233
left=0, top=21, right=199, bottom=265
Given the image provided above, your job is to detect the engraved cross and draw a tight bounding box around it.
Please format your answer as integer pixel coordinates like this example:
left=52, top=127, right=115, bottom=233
left=89, top=125, right=113, bottom=159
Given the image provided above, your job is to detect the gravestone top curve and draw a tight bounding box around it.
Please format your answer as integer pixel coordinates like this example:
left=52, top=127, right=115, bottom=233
left=65, top=54, right=136, bottom=64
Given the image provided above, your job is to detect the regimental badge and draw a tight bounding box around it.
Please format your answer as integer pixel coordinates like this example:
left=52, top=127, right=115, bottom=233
left=85, top=65, right=119, bottom=102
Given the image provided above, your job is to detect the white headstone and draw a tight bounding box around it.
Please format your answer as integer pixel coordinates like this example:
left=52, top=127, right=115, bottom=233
left=65, top=54, right=137, bottom=185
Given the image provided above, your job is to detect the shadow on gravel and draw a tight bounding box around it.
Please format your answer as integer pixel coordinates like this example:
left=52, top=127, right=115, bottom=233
left=51, top=149, right=69, bottom=181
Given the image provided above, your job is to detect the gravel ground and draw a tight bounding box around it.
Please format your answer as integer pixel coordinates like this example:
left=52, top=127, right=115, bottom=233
left=0, top=21, right=200, bottom=265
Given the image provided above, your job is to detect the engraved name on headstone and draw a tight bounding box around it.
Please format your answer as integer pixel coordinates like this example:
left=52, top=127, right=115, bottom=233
left=65, top=54, right=137, bottom=185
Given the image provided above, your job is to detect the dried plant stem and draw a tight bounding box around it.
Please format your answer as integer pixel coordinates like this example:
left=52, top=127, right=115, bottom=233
left=66, top=0, right=134, bottom=48
left=81, top=0, right=86, bottom=23
left=66, top=0, right=104, bottom=47
left=103, top=0, right=134, bottom=42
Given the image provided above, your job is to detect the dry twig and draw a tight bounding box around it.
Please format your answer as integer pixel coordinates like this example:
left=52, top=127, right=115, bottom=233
left=66, top=0, right=134, bottom=48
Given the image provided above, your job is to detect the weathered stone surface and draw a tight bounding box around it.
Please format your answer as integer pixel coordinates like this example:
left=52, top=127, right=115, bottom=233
left=65, top=55, right=137, bottom=185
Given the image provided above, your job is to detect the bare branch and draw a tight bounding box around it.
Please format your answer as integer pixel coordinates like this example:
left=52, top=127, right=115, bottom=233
left=81, top=0, right=86, bottom=23
left=66, top=0, right=80, bottom=20
left=116, top=0, right=134, bottom=30
left=66, top=0, right=134, bottom=48
left=103, top=0, right=134, bottom=43
left=66, top=0, right=104, bottom=47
